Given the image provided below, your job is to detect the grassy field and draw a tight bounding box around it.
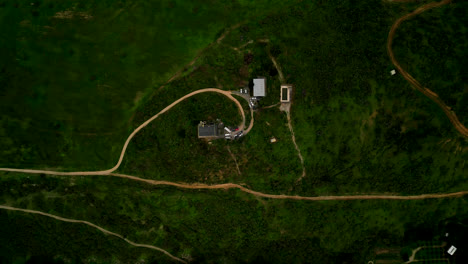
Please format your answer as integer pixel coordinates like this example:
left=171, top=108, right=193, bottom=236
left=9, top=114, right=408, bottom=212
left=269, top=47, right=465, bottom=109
left=1, top=0, right=468, bottom=263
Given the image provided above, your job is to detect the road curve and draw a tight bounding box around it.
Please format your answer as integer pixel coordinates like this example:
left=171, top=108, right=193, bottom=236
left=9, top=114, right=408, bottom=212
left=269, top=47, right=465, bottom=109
left=244, top=104, right=255, bottom=134
left=0, top=88, right=246, bottom=175
left=0, top=205, right=186, bottom=263
left=387, top=0, right=468, bottom=137
left=109, top=173, right=468, bottom=201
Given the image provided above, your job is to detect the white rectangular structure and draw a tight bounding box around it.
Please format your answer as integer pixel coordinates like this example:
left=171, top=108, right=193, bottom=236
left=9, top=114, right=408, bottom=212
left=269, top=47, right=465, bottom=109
left=253, top=78, right=266, bottom=97
left=447, top=245, right=457, bottom=255
left=281, top=84, right=292, bottom=102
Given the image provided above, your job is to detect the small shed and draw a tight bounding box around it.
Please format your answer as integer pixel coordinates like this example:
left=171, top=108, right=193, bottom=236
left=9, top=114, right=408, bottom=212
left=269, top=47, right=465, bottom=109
left=447, top=245, right=457, bottom=255
left=253, top=77, right=266, bottom=97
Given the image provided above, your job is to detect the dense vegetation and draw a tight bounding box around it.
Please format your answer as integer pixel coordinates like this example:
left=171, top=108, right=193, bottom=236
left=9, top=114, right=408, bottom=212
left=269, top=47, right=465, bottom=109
left=0, top=0, right=467, bottom=263
left=1, top=173, right=468, bottom=263
left=393, top=0, right=468, bottom=126
left=121, top=0, right=468, bottom=196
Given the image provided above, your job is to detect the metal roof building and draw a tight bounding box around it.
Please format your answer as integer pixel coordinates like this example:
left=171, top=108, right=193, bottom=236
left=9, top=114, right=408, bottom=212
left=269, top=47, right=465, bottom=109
left=253, top=77, right=266, bottom=97
left=198, top=121, right=223, bottom=139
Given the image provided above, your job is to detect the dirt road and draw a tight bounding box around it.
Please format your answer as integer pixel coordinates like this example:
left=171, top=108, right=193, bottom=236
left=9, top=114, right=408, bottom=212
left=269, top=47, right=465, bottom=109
left=0, top=88, right=246, bottom=176
left=244, top=105, right=255, bottom=134
left=107, top=173, right=468, bottom=201
left=0, top=205, right=186, bottom=263
left=387, top=0, right=468, bottom=138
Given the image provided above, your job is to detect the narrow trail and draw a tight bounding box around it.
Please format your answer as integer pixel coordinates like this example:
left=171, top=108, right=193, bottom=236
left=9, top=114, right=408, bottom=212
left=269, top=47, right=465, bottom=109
left=0, top=205, right=186, bottom=263
left=226, top=146, right=241, bottom=176
left=0, top=88, right=246, bottom=176
left=262, top=103, right=280, bottom=109
left=156, top=23, right=242, bottom=92
left=287, top=112, right=306, bottom=183
left=266, top=46, right=307, bottom=182
left=388, top=0, right=468, bottom=138
left=267, top=49, right=285, bottom=83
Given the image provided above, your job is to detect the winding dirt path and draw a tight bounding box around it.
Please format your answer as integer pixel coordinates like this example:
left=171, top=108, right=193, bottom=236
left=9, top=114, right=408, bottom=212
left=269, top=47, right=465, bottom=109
left=108, top=173, right=468, bottom=201
left=387, top=0, right=468, bottom=137
left=0, top=205, right=186, bottom=263
left=0, top=88, right=246, bottom=176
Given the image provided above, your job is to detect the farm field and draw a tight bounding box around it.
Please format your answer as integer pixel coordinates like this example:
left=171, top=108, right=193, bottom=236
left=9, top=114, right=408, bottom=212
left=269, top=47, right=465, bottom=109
left=0, top=0, right=467, bottom=263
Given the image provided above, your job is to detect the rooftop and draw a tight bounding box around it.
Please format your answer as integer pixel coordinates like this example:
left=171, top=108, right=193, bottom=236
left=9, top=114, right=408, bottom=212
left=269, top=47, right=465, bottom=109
left=253, top=77, right=266, bottom=97
left=198, top=121, right=223, bottom=138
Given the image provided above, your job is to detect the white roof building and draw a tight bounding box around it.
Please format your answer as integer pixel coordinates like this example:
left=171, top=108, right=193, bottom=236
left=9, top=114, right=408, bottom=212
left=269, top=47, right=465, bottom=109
left=253, top=77, right=266, bottom=97
left=447, top=246, right=457, bottom=255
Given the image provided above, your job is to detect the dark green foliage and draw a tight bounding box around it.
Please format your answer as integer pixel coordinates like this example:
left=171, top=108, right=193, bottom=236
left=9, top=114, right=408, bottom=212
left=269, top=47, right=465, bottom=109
left=393, top=0, right=468, bottom=126
left=1, top=173, right=467, bottom=263
left=1, top=0, right=468, bottom=263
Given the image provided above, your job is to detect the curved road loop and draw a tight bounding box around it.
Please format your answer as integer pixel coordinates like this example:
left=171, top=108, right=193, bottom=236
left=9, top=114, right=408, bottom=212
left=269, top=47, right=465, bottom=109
left=0, top=88, right=247, bottom=176
left=387, top=0, right=468, bottom=137
left=0, top=205, right=186, bottom=263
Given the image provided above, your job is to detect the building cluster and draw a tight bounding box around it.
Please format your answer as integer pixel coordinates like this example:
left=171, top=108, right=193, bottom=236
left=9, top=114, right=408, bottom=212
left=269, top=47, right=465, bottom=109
left=197, top=120, right=241, bottom=141
left=250, top=77, right=292, bottom=105
left=197, top=77, right=293, bottom=141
